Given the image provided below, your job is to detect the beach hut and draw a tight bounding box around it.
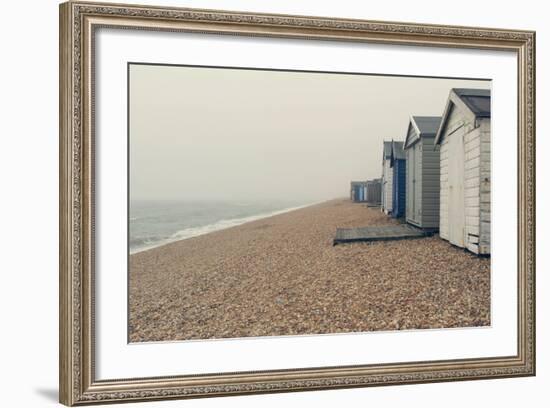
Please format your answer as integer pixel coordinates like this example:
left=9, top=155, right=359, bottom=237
left=390, top=141, right=406, bottom=218
left=350, top=181, right=368, bottom=202
left=366, top=178, right=382, bottom=206
left=404, top=116, right=442, bottom=230
left=435, top=88, right=491, bottom=255
left=350, top=182, right=358, bottom=202
left=381, top=141, right=393, bottom=214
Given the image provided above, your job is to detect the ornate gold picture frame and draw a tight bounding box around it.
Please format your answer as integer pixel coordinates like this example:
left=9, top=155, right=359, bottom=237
left=59, top=1, right=535, bottom=405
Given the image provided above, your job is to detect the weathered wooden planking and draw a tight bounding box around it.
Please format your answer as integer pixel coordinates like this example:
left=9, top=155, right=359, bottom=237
left=333, top=224, right=428, bottom=245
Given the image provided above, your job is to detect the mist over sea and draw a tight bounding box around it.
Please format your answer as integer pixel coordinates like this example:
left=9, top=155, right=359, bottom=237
left=129, top=199, right=317, bottom=254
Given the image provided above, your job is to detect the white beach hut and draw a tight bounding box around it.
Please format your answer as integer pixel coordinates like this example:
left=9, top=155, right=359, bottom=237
left=381, top=141, right=393, bottom=214
left=435, top=88, right=491, bottom=255
left=404, top=116, right=442, bottom=230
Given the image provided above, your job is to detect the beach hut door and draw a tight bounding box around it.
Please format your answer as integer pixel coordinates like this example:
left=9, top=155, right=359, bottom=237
left=414, top=145, right=422, bottom=222
left=410, top=148, right=415, bottom=218
left=448, top=133, right=465, bottom=247
left=410, top=147, right=417, bottom=220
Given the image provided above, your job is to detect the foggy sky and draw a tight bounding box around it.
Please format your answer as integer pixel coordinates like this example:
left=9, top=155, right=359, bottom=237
left=129, top=64, right=490, bottom=202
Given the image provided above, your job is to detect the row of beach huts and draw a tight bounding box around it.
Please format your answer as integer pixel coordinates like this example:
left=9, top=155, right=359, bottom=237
left=350, top=88, right=491, bottom=255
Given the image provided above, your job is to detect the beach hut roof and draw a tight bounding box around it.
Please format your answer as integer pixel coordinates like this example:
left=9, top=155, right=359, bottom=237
left=390, top=141, right=405, bottom=167
left=454, top=88, right=491, bottom=117
left=383, top=141, right=393, bottom=159
left=435, top=88, right=491, bottom=145
left=404, top=116, right=442, bottom=148
left=413, top=116, right=442, bottom=134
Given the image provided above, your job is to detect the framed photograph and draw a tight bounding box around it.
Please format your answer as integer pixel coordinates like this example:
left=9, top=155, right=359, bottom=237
left=59, top=1, right=536, bottom=405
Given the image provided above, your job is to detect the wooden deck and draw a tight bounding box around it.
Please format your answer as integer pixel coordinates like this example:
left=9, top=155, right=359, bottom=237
left=333, top=224, right=428, bottom=245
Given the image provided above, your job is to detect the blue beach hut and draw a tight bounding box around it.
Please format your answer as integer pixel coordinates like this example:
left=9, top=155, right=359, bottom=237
left=350, top=181, right=368, bottom=202
left=390, top=141, right=406, bottom=218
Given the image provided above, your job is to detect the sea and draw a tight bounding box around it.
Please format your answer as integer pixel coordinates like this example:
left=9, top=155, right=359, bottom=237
left=129, top=199, right=317, bottom=254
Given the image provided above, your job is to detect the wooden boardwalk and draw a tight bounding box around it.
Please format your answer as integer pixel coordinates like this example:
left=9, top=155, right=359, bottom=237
left=333, top=224, right=428, bottom=245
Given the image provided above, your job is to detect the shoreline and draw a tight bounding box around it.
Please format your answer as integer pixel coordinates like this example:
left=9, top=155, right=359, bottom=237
left=129, top=199, right=490, bottom=343
left=130, top=198, right=336, bottom=255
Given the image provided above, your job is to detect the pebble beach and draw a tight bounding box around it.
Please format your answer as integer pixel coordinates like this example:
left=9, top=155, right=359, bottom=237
left=129, top=199, right=490, bottom=342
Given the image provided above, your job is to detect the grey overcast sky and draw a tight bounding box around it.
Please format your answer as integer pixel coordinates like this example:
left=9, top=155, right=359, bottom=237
left=129, top=64, right=490, bottom=202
